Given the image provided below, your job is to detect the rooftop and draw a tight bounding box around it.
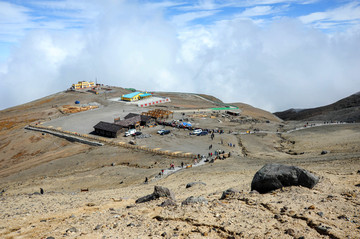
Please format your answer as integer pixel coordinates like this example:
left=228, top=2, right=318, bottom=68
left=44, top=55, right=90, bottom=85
left=122, top=92, right=141, bottom=98
left=94, top=121, right=123, bottom=132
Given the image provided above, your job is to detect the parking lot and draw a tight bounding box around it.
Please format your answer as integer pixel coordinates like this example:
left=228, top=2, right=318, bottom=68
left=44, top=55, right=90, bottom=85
left=42, top=103, right=141, bottom=134
left=42, top=102, right=238, bottom=156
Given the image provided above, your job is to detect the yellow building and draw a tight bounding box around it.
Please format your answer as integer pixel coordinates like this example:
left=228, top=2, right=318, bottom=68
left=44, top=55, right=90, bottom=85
left=121, top=92, right=152, bottom=102
left=72, top=81, right=95, bottom=90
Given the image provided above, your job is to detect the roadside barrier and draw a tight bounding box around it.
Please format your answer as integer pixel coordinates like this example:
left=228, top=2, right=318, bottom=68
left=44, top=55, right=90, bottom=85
left=138, top=97, right=171, bottom=107
left=26, top=124, right=196, bottom=159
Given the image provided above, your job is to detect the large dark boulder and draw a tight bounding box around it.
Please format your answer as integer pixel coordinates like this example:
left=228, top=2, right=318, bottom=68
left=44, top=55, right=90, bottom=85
left=251, top=164, right=319, bottom=194
left=136, top=186, right=175, bottom=204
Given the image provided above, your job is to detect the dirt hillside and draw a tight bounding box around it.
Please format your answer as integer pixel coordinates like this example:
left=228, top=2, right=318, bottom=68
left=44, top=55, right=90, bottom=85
left=274, top=91, right=360, bottom=122
left=0, top=88, right=359, bottom=238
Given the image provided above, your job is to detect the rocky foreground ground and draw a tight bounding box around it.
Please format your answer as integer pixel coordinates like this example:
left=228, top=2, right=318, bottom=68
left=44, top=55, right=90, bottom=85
left=0, top=90, right=360, bottom=238
left=1, top=154, right=359, bottom=239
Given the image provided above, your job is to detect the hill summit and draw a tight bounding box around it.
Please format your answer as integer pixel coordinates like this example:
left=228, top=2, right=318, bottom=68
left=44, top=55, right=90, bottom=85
left=274, top=91, right=360, bottom=122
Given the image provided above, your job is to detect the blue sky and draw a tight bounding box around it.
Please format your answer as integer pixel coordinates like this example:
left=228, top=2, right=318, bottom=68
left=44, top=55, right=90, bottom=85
left=0, top=0, right=360, bottom=111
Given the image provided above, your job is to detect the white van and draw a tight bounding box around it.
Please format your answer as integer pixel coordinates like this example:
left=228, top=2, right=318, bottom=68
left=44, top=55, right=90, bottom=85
left=125, top=129, right=136, bottom=137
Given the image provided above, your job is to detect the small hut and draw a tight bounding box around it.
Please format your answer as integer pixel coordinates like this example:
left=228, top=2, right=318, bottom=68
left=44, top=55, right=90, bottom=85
left=115, top=113, right=154, bottom=129
left=93, top=121, right=124, bottom=138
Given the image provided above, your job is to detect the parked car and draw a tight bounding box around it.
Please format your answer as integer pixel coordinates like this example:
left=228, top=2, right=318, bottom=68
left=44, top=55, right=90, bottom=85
left=191, top=129, right=202, bottom=135
left=125, top=129, right=136, bottom=137
left=134, top=131, right=142, bottom=136
left=197, top=131, right=208, bottom=136
left=160, top=130, right=170, bottom=135
left=157, top=129, right=166, bottom=134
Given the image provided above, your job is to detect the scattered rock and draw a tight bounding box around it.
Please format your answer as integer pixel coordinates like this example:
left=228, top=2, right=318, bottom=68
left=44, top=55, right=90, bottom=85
left=127, top=223, right=135, bottom=227
left=182, top=196, right=208, bottom=205
left=308, top=205, right=315, bottom=210
left=136, top=186, right=175, bottom=204
left=357, top=170, right=360, bottom=174
left=185, top=182, right=206, bottom=188
left=320, top=150, right=328, bottom=155
left=159, top=199, right=177, bottom=207
left=86, top=203, right=96, bottom=207
left=46, top=237, right=55, bottom=239
left=280, top=206, right=288, bottom=214
left=285, top=228, right=295, bottom=236
left=316, top=224, right=331, bottom=234
left=355, top=183, right=360, bottom=187
left=220, top=188, right=239, bottom=200
left=251, top=164, right=319, bottom=194
left=317, top=212, right=324, bottom=217
left=66, top=227, right=77, bottom=233
left=161, top=232, right=167, bottom=237
left=338, top=215, right=350, bottom=221
left=111, top=162, right=116, bottom=166
left=94, top=224, right=102, bottom=230
left=288, top=210, right=296, bottom=217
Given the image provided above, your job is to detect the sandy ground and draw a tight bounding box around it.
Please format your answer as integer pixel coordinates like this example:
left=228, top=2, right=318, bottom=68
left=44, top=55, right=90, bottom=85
left=0, top=90, right=360, bottom=238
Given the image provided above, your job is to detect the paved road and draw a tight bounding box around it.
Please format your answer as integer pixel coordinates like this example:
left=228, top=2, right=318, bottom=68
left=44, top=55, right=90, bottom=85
left=237, top=122, right=349, bottom=135
left=152, top=157, right=208, bottom=182
left=43, top=103, right=141, bottom=134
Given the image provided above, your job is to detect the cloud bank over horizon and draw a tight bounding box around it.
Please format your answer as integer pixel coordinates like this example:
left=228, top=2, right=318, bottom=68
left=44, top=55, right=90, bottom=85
left=0, top=0, right=360, bottom=112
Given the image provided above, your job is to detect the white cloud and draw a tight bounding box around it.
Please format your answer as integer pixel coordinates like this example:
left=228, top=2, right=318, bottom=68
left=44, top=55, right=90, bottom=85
left=238, top=6, right=274, bottom=17
left=0, top=1, right=34, bottom=42
left=0, top=0, right=98, bottom=43
left=30, top=0, right=99, bottom=19
left=1, top=0, right=360, bottom=112
left=175, top=0, right=317, bottom=11
left=247, top=0, right=318, bottom=5
left=300, top=1, right=360, bottom=27
left=171, top=10, right=220, bottom=26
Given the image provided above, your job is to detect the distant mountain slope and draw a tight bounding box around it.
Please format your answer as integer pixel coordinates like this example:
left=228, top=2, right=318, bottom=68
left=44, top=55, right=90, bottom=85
left=232, top=103, right=282, bottom=122
left=274, top=92, right=360, bottom=122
